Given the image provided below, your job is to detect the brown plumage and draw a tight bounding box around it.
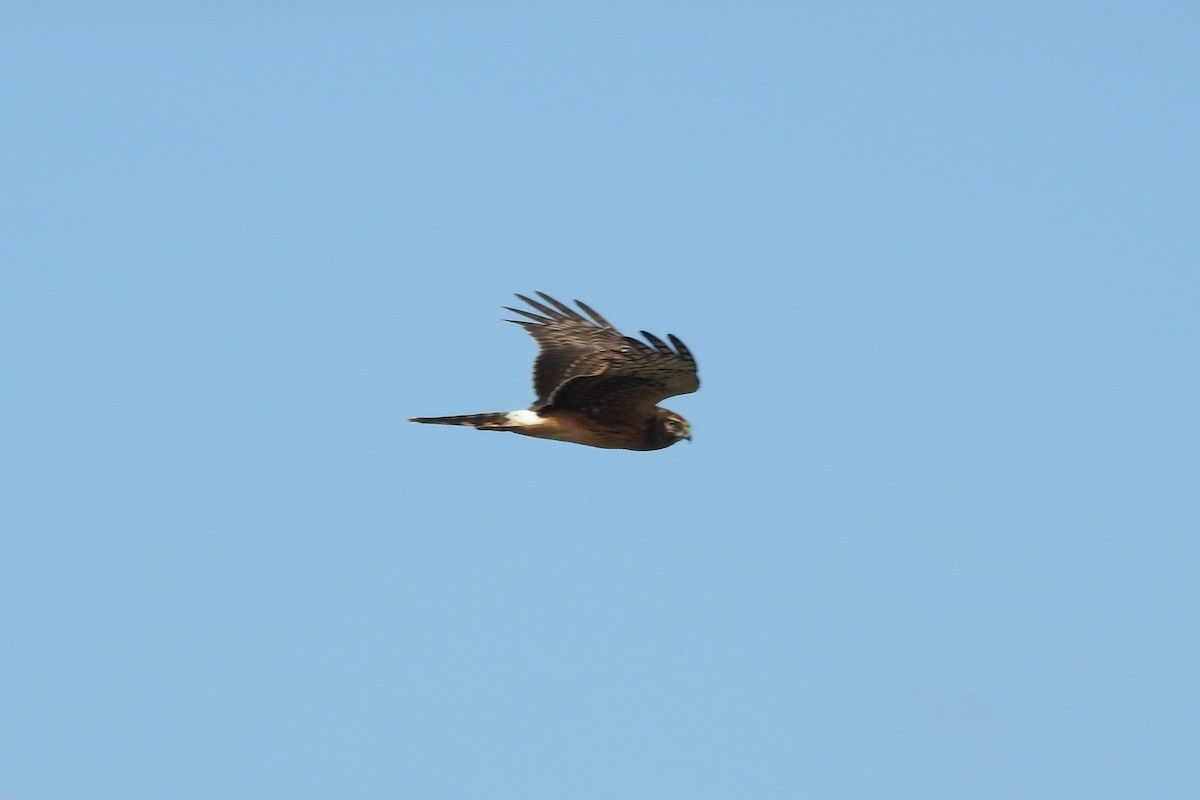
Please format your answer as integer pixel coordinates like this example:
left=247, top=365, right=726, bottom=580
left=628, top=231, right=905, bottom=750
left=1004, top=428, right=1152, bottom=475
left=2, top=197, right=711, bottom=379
left=409, top=292, right=699, bottom=450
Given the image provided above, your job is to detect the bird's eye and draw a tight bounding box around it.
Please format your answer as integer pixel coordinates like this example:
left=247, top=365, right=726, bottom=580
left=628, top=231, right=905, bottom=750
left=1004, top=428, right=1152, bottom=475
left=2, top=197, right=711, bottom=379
left=666, top=420, right=680, bottom=432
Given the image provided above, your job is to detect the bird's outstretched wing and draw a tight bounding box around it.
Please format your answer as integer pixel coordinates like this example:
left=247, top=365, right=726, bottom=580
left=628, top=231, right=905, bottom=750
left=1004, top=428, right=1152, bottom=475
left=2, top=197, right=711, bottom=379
left=505, top=292, right=699, bottom=418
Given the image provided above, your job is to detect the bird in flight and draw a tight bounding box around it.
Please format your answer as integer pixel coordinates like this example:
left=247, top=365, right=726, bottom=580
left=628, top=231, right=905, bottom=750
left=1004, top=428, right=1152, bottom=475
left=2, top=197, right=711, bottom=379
left=410, top=292, right=699, bottom=451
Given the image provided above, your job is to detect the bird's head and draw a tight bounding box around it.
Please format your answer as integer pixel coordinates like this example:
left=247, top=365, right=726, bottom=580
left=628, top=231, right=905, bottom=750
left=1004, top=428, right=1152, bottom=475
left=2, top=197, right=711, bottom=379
left=656, top=409, right=692, bottom=447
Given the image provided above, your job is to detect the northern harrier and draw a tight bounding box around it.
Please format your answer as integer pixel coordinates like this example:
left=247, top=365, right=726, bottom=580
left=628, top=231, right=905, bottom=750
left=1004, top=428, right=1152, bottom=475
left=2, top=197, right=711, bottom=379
left=409, top=292, right=699, bottom=450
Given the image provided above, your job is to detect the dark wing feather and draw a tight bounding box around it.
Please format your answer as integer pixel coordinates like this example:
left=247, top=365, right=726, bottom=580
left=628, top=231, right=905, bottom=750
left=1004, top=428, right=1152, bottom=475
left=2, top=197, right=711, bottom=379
left=549, top=333, right=700, bottom=418
left=505, top=292, right=627, bottom=405
left=505, top=292, right=699, bottom=415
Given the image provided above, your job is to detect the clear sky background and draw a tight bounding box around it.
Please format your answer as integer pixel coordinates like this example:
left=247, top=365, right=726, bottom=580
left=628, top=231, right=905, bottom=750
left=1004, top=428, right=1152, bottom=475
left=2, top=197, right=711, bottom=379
left=3, top=3, right=1198, bottom=798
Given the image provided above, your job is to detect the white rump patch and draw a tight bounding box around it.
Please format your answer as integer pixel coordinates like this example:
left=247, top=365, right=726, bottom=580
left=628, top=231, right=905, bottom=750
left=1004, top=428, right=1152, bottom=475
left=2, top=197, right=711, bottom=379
left=505, top=409, right=545, bottom=427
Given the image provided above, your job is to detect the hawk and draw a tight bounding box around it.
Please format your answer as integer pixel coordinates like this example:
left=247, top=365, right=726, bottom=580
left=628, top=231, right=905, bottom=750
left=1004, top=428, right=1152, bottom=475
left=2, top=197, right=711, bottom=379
left=409, top=292, right=699, bottom=451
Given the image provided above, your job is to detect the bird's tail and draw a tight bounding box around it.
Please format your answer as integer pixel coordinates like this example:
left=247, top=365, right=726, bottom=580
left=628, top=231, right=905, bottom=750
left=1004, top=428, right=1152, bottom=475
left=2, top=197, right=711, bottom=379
left=408, top=412, right=511, bottom=429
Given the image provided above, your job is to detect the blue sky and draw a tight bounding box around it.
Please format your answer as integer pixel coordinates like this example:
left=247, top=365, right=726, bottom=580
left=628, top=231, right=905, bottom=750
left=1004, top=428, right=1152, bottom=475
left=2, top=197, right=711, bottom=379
left=3, top=3, right=1198, bottom=798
